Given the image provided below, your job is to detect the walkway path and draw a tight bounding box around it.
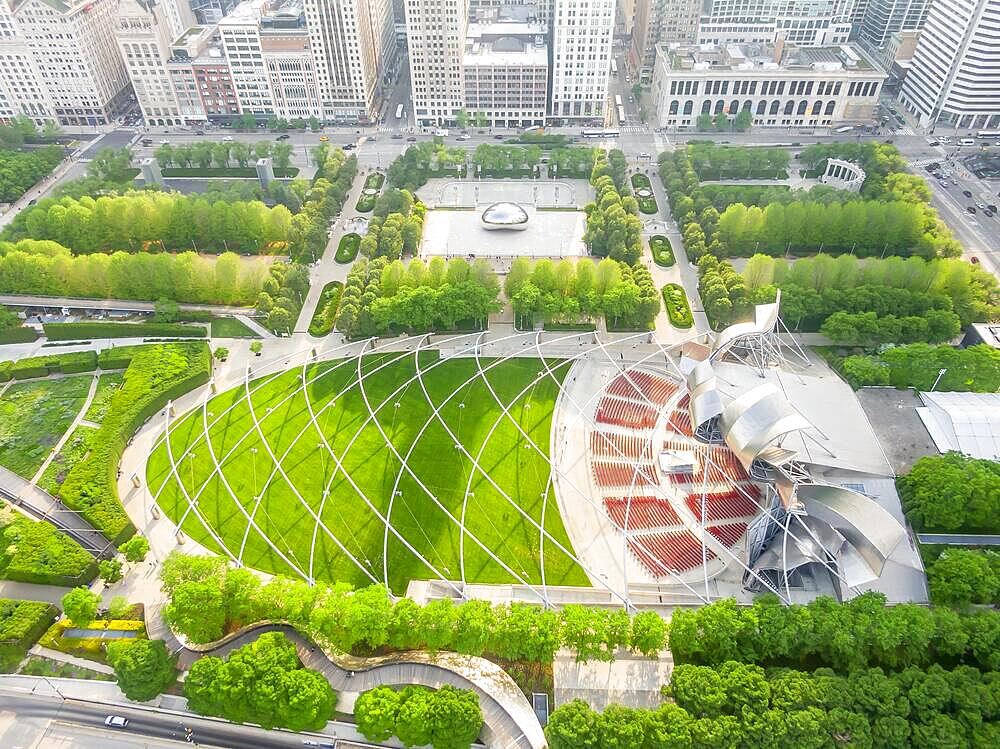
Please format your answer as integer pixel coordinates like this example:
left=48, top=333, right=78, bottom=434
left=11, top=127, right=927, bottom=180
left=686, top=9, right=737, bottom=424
left=234, top=314, right=272, bottom=339
left=174, top=622, right=543, bottom=749
left=30, top=372, right=99, bottom=486
left=0, top=294, right=253, bottom=315
left=0, top=465, right=113, bottom=558
left=917, top=533, right=1000, bottom=545
left=294, top=170, right=370, bottom=334
left=0, top=579, right=70, bottom=605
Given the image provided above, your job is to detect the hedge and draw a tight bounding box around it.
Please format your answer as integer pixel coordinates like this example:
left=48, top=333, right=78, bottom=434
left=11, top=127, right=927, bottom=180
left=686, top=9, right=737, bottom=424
left=355, top=195, right=376, bottom=212
left=161, top=167, right=298, bottom=178
left=0, top=598, right=58, bottom=670
left=1, top=350, right=99, bottom=380
left=335, top=233, right=361, bottom=263
left=662, top=283, right=694, bottom=328
left=0, top=507, right=98, bottom=586
left=59, top=342, right=212, bottom=543
left=0, top=327, right=38, bottom=345
left=97, top=344, right=149, bottom=371
left=43, top=322, right=207, bottom=341
left=649, top=235, right=675, bottom=266
left=364, top=173, right=385, bottom=190
left=307, top=281, right=343, bottom=337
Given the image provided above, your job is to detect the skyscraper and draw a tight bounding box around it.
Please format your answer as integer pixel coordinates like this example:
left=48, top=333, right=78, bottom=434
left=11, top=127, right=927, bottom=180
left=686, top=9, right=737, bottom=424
left=899, top=0, right=1000, bottom=130
left=629, top=0, right=700, bottom=83
left=698, top=0, right=856, bottom=47
left=856, top=0, right=930, bottom=53
left=550, top=0, right=615, bottom=122
left=405, top=0, right=468, bottom=126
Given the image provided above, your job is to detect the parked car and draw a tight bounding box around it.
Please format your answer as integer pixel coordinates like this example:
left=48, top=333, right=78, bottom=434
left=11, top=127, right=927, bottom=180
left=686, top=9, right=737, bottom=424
left=343, top=143, right=356, bottom=150
left=494, top=134, right=504, bottom=140
left=222, top=135, right=233, bottom=142
left=391, top=132, right=403, bottom=139
left=976, top=201, right=987, bottom=210
left=104, top=716, right=129, bottom=728
left=971, top=256, right=980, bottom=264
left=407, top=136, right=417, bottom=142
left=276, top=133, right=290, bottom=140
left=967, top=206, right=977, bottom=214
left=963, top=190, right=973, bottom=198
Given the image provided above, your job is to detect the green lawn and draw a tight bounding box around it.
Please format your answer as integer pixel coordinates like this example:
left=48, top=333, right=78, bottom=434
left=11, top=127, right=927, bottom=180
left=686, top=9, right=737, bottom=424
left=84, top=373, right=124, bottom=423
left=210, top=317, right=261, bottom=339
left=147, top=353, right=587, bottom=593
left=0, top=376, right=92, bottom=478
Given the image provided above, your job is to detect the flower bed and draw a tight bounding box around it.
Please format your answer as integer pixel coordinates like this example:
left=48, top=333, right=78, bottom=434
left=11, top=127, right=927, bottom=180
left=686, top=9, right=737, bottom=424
left=308, top=281, right=343, bottom=337
left=649, top=235, right=675, bottom=267
left=631, top=173, right=659, bottom=214
left=662, top=283, right=694, bottom=328
left=335, top=232, right=361, bottom=263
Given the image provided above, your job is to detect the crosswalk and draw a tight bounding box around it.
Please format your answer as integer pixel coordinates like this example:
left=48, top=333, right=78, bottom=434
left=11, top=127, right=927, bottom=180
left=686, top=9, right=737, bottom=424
left=619, top=124, right=648, bottom=134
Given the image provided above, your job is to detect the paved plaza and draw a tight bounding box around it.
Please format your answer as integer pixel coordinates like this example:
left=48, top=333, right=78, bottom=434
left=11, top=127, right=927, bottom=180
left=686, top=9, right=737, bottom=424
left=419, top=178, right=592, bottom=208
left=421, top=205, right=588, bottom=258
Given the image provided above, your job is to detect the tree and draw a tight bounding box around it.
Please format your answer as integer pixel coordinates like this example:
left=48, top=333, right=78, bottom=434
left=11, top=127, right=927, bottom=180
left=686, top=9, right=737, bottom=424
left=426, top=684, right=483, bottom=749
left=154, top=143, right=175, bottom=169
left=107, top=638, right=177, bottom=702
left=355, top=686, right=401, bottom=742
left=250, top=340, right=263, bottom=356
left=734, top=108, right=753, bottom=131
left=153, top=298, right=180, bottom=323
left=61, top=586, right=100, bottom=626
left=164, top=579, right=226, bottom=643
left=455, top=109, right=469, bottom=128
left=119, top=535, right=150, bottom=563
left=394, top=686, right=433, bottom=747
left=545, top=699, right=601, bottom=749
left=213, top=346, right=230, bottom=362
left=99, top=559, right=123, bottom=584
left=629, top=610, right=667, bottom=657
left=928, top=549, right=1000, bottom=608
left=87, top=147, right=135, bottom=183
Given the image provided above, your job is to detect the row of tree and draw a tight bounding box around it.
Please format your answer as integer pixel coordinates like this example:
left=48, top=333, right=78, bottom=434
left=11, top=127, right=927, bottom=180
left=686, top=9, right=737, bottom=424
left=584, top=174, right=643, bottom=263
left=898, top=451, right=1000, bottom=535
left=549, top=146, right=601, bottom=177
left=0, top=240, right=264, bottom=305
left=0, top=115, right=62, bottom=148
left=388, top=142, right=467, bottom=192
left=355, top=685, right=482, bottom=749
left=505, top=257, right=660, bottom=330
left=154, top=140, right=294, bottom=170
left=546, top=661, right=1000, bottom=748
left=160, top=552, right=669, bottom=662
left=359, top=188, right=425, bottom=260
left=695, top=108, right=753, bottom=133
left=254, top=261, right=310, bottom=333
left=839, top=343, right=1000, bottom=392
left=668, top=592, right=1000, bottom=672
left=5, top=191, right=292, bottom=254
left=0, top=145, right=63, bottom=203
left=798, top=141, right=908, bottom=199
left=740, top=254, right=1000, bottom=328
left=819, top=309, right=960, bottom=345
left=686, top=141, right=790, bottom=180
left=287, top=148, right=357, bottom=263
left=472, top=143, right=543, bottom=174
left=185, top=631, right=336, bottom=731
left=696, top=254, right=750, bottom=327
left=336, top=256, right=500, bottom=338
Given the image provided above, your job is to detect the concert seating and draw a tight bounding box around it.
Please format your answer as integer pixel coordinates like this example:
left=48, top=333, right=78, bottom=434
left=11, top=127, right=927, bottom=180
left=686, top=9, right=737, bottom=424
left=627, top=530, right=715, bottom=576
left=603, top=497, right=682, bottom=530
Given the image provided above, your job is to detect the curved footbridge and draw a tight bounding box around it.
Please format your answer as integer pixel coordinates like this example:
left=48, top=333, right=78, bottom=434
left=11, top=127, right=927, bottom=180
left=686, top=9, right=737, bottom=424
left=165, top=619, right=545, bottom=749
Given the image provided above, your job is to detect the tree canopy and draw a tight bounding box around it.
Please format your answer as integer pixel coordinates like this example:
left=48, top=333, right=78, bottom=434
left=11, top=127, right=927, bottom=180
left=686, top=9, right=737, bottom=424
left=898, top=451, right=1000, bottom=534
left=107, top=638, right=177, bottom=702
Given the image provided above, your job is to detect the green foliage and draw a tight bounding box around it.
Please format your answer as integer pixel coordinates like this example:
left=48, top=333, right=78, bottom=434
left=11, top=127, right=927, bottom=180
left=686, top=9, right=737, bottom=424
left=927, top=549, right=1000, bottom=608
left=358, top=189, right=424, bottom=261
left=0, top=598, right=57, bottom=671
left=335, top=233, right=360, bottom=263
left=687, top=142, right=790, bottom=180
left=697, top=254, right=749, bottom=328
left=338, top=256, right=500, bottom=338
left=184, top=631, right=336, bottom=731
left=505, top=257, right=658, bottom=330
left=840, top=355, right=890, bottom=389
left=649, top=235, right=674, bottom=266
left=0, top=145, right=63, bottom=203
left=630, top=173, right=658, bottom=214
left=669, top=592, right=1000, bottom=672
left=819, top=309, right=960, bottom=345
left=87, top=147, right=136, bottom=184
left=662, top=283, right=693, bottom=328
left=209, top=317, right=259, bottom=338
left=898, top=452, right=1000, bottom=534
left=308, top=281, right=343, bottom=337
left=548, top=147, right=600, bottom=177
left=356, top=684, right=482, bottom=749
left=549, top=660, right=1000, bottom=748
left=287, top=150, right=357, bottom=263
left=388, top=143, right=467, bottom=191
left=107, top=638, right=177, bottom=701
left=798, top=141, right=907, bottom=198
left=59, top=343, right=211, bottom=542
left=584, top=174, right=643, bottom=263
left=3, top=191, right=292, bottom=254
left=472, top=143, right=542, bottom=176
left=98, top=559, right=123, bottom=584
left=846, top=344, right=1000, bottom=392
left=0, top=375, right=91, bottom=477
left=61, top=587, right=99, bottom=627
left=0, top=241, right=266, bottom=305
left=43, top=321, right=205, bottom=341
left=253, top=261, right=310, bottom=334
left=38, top=426, right=97, bottom=498
left=0, top=503, right=97, bottom=585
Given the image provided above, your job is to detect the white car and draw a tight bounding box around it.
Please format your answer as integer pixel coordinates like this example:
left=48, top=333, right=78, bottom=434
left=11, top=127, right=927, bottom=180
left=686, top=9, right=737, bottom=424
left=456, top=134, right=470, bottom=141
left=104, top=716, right=129, bottom=728
left=222, top=135, right=234, bottom=142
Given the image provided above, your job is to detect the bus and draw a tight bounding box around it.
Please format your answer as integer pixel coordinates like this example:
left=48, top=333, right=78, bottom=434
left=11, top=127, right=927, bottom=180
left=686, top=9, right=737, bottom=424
left=835, top=125, right=854, bottom=133
left=614, top=94, right=623, bottom=108
left=611, top=59, right=618, bottom=75
left=617, top=105, right=626, bottom=124
left=395, top=104, right=404, bottom=119
left=582, top=128, right=621, bottom=139
left=976, top=130, right=1000, bottom=139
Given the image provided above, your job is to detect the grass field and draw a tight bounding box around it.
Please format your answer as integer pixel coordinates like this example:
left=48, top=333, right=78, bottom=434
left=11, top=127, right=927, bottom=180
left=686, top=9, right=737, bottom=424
left=0, top=376, right=91, bottom=478
left=147, top=352, right=587, bottom=593
left=38, top=425, right=97, bottom=497
left=84, top=373, right=124, bottom=423
left=210, top=317, right=261, bottom=339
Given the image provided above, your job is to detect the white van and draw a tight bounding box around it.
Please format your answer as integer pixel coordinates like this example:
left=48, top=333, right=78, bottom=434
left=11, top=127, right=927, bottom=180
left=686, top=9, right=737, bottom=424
left=959, top=138, right=975, bottom=147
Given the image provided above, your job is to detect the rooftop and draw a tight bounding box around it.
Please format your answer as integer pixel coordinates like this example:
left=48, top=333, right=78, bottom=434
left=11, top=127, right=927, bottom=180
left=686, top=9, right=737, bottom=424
left=464, top=21, right=548, bottom=66
left=662, top=40, right=878, bottom=74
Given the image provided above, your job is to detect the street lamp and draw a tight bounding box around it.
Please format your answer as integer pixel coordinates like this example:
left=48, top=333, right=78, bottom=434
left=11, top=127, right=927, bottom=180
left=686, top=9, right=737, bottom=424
left=931, top=368, right=948, bottom=391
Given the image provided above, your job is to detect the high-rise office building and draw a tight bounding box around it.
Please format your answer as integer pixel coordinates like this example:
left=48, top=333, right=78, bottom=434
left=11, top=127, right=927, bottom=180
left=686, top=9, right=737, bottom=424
left=550, top=0, right=616, bottom=121
left=699, top=0, right=856, bottom=47
left=629, top=0, right=700, bottom=83
left=3, top=0, right=132, bottom=126
left=899, top=0, right=1000, bottom=129
left=857, top=0, right=930, bottom=53
left=189, top=0, right=239, bottom=24
left=300, top=0, right=394, bottom=122
left=406, top=0, right=468, bottom=125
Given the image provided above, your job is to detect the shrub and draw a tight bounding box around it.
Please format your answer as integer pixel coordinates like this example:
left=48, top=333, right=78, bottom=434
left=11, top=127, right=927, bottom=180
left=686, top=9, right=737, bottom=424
left=356, top=684, right=482, bottom=749
left=649, top=235, right=675, bottom=266
left=119, top=536, right=149, bottom=563
left=0, top=327, right=38, bottom=345
left=107, top=638, right=177, bottom=702
left=61, top=587, right=100, bottom=627
left=308, top=281, right=343, bottom=337
left=661, top=284, right=694, bottom=328
left=0, top=505, right=98, bottom=586
left=898, top=451, right=1000, bottom=534
left=335, top=233, right=361, bottom=263
left=927, top=548, right=1000, bottom=608
left=97, top=345, right=149, bottom=370
left=840, top=355, right=890, bottom=389
left=43, top=322, right=206, bottom=341
left=0, top=598, right=58, bottom=671
left=99, top=559, right=123, bottom=584
left=5, top=350, right=98, bottom=380
left=59, top=343, right=211, bottom=543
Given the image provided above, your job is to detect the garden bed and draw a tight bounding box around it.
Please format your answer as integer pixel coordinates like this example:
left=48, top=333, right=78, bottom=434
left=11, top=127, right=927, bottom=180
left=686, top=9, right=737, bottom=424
left=662, top=283, right=694, bottom=328
left=0, top=599, right=59, bottom=673
left=631, top=173, right=658, bottom=214
left=0, top=327, right=39, bottom=345
left=308, top=282, right=343, bottom=337
left=335, top=233, right=361, bottom=263
left=39, top=618, right=146, bottom=666
left=649, top=235, right=675, bottom=266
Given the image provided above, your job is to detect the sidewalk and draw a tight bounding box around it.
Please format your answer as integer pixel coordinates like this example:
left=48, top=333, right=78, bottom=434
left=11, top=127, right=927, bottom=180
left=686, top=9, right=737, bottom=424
left=27, top=645, right=115, bottom=675
left=0, top=580, right=69, bottom=605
